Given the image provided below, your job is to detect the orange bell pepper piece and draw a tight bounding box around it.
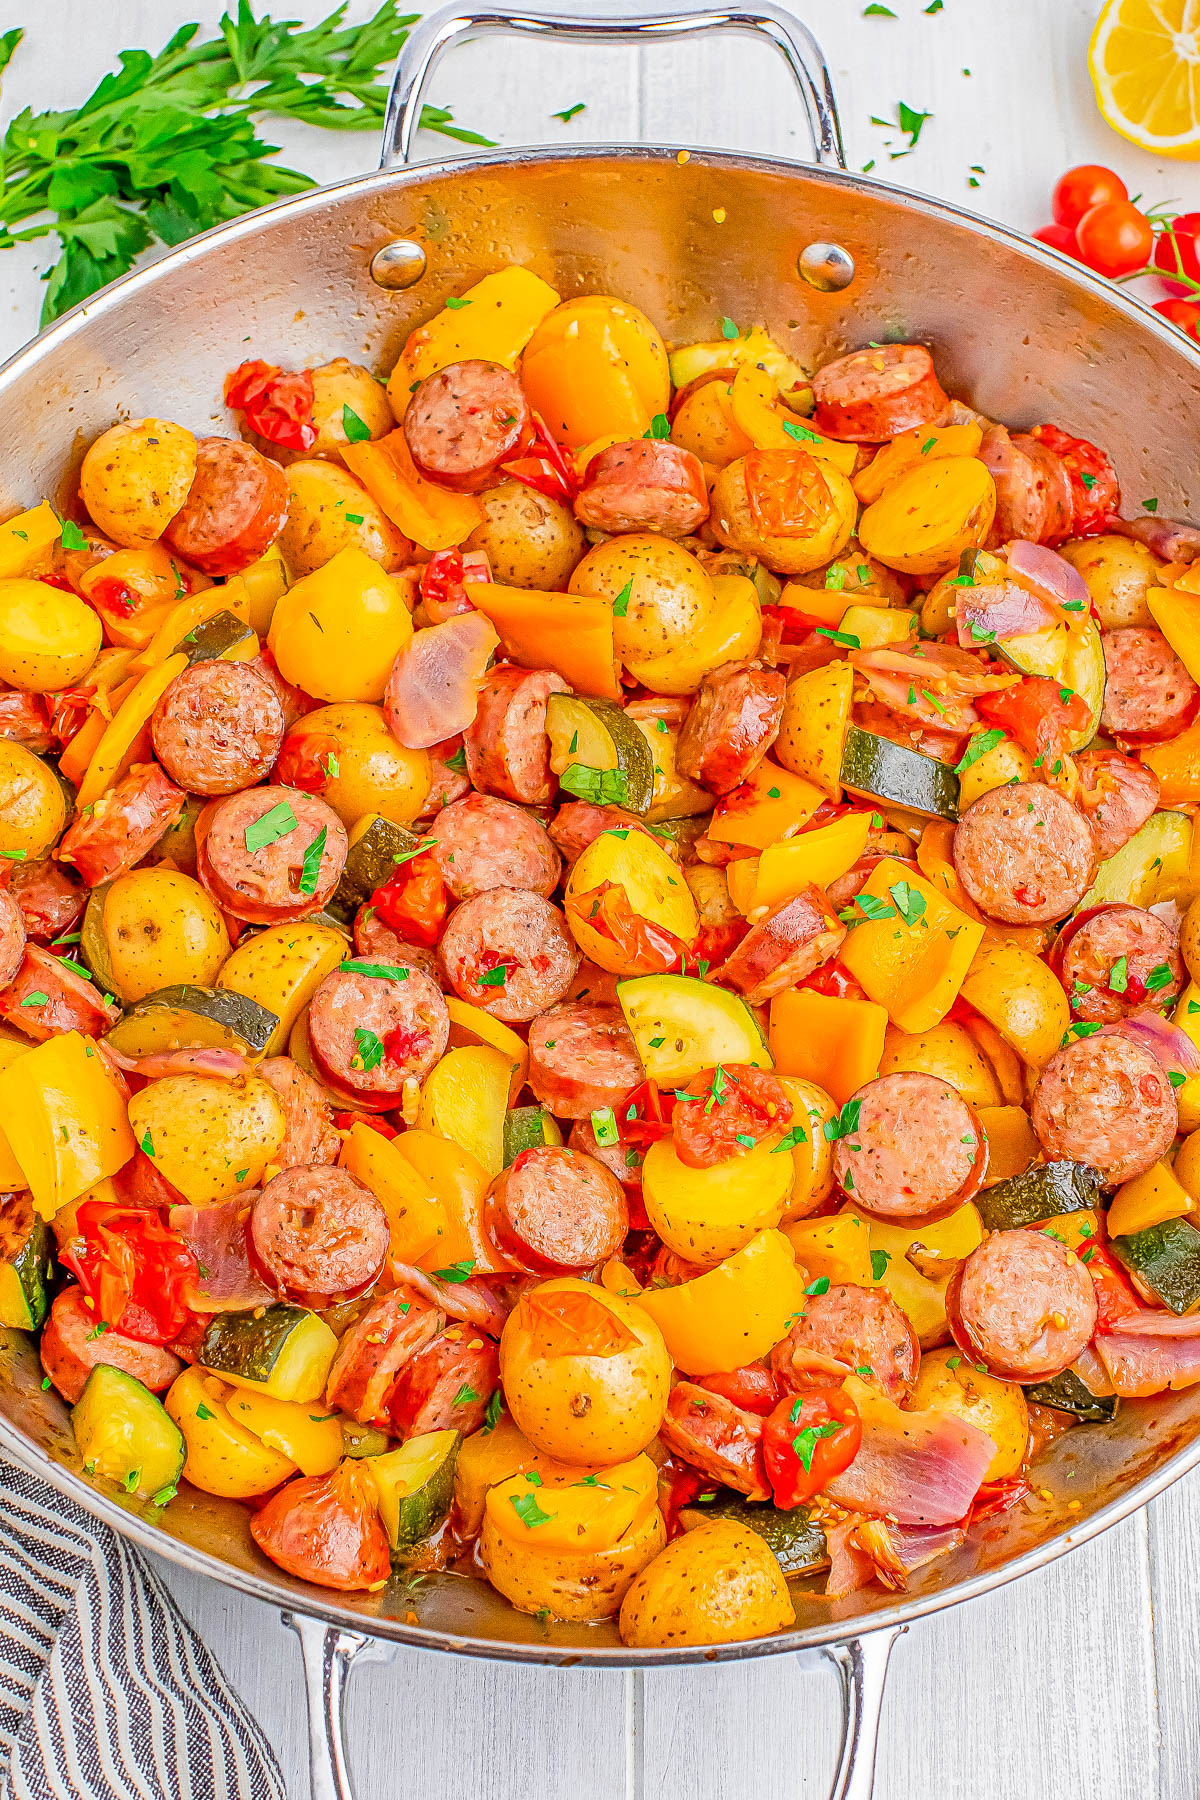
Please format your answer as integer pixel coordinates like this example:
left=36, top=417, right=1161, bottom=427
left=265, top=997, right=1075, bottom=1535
left=707, top=758, right=825, bottom=849
left=1140, top=721, right=1200, bottom=806
left=343, top=431, right=483, bottom=553
left=463, top=579, right=620, bottom=700
left=768, top=987, right=888, bottom=1105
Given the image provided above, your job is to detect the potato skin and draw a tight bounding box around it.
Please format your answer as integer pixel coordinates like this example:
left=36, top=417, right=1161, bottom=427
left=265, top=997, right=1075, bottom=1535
left=0, top=578, right=102, bottom=692
left=569, top=533, right=715, bottom=668
left=126, top=1073, right=286, bottom=1204
left=286, top=702, right=431, bottom=827
left=97, top=868, right=230, bottom=1004
left=0, top=740, right=69, bottom=858
left=307, top=359, right=395, bottom=461
left=481, top=1505, right=666, bottom=1621
left=1058, top=533, right=1160, bottom=631
left=1182, top=896, right=1200, bottom=984
left=464, top=480, right=586, bottom=589
left=80, top=419, right=198, bottom=548
left=276, top=459, right=411, bottom=577
left=710, top=457, right=856, bottom=576
left=670, top=380, right=752, bottom=468
left=166, top=1367, right=297, bottom=1498
left=619, top=1520, right=796, bottom=1648
left=909, top=1346, right=1029, bottom=1481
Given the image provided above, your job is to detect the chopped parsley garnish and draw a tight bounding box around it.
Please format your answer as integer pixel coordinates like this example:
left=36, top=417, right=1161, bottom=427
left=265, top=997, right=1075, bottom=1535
left=954, top=728, right=1006, bottom=774
left=558, top=763, right=630, bottom=806
left=433, top=1261, right=476, bottom=1283
left=244, top=800, right=297, bottom=853
left=341, top=961, right=409, bottom=981
left=341, top=404, right=371, bottom=443
left=353, top=1028, right=384, bottom=1072
left=298, top=826, right=326, bottom=897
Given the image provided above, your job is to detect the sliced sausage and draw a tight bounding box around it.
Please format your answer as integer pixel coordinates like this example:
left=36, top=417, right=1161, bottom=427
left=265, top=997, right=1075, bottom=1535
left=0, top=944, right=120, bottom=1040
left=163, top=436, right=288, bottom=577
left=40, top=1287, right=182, bottom=1405
left=1058, top=904, right=1182, bottom=1024
left=1100, top=627, right=1199, bottom=739
left=250, top=649, right=315, bottom=734
left=0, top=888, right=26, bottom=988
left=676, top=661, right=786, bottom=796
left=714, top=883, right=845, bottom=1005
left=573, top=439, right=709, bottom=536
left=387, top=1326, right=500, bottom=1437
left=419, top=735, right=472, bottom=817
left=257, top=1056, right=341, bottom=1167
left=1074, top=751, right=1160, bottom=862
left=197, top=785, right=346, bottom=924
left=568, top=1116, right=643, bottom=1191
left=6, top=857, right=85, bottom=942
left=527, top=1001, right=642, bottom=1118
left=672, top=1065, right=792, bottom=1169
left=307, top=963, right=449, bottom=1107
left=0, top=689, right=52, bottom=754
left=352, top=907, right=442, bottom=985
left=771, top=1283, right=919, bottom=1403
left=485, top=1145, right=628, bottom=1272
left=151, top=659, right=285, bottom=796
left=549, top=801, right=642, bottom=868
left=980, top=424, right=1074, bottom=546
left=463, top=665, right=569, bottom=805
left=431, top=792, right=561, bottom=900
left=57, top=762, right=186, bottom=888
left=812, top=344, right=948, bottom=442
left=250, top=1166, right=388, bottom=1307
left=439, top=887, right=579, bottom=1024
left=324, top=1288, right=443, bottom=1425
left=947, top=1229, right=1098, bottom=1383
left=834, top=1071, right=984, bottom=1220
left=403, top=359, right=533, bottom=492
left=659, top=1382, right=769, bottom=1500
left=952, top=782, right=1097, bottom=925
left=1028, top=424, right=1120, bottom=538
left=565, top=959, right=621, bottom=1007
left=1030, top=1032, right=1177, bottom=1184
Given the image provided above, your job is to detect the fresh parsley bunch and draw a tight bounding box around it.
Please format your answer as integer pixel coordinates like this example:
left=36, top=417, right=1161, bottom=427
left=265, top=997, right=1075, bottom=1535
left=0, top=2, right=491, bottom=326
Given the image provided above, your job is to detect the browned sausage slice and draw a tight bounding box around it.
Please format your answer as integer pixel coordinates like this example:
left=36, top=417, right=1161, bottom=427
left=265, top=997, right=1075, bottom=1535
left=463, top=665, right=569, bottom=805
left=0, top=888, right=26, bottom=988
left=527, top=1001, right=642, bottom=1118
left=307, top=963, right=449, bottom=1107
left=439, top=887, right=579, bottom=1024
left=676, top=661, right=786, bottom=796
left=324, top=1288, right=443, bottom=1425
left=953, top=782, right=1097, bottom=925
left=387, top=1326, right=501, bottom=1436
left=771, top=1282, right=919, bottom=1402
left=485, top=1145, right=628, bottom=1272
left=833, top=1071, right=984, bottom=1220
left=250, top=1166, right=389, bottom=1306
left=352, top=908, right=442, bottom=985
left=713, top=884, right=845, bottom=1005
left=6, top=858, right=85, bottom=942
left=1074, top=752, right=1160, bottom=862
left=403, top=360, right=533, bottom=493
left=812, top=344, right=948, bottom=442
left=57, top=762, right=186, bottom=887
left=979, top=424, right=1074, bottom=546
left=549, top=801, right=642, bottom=868
left=0, top=944, right=120, bottom=1041
left=151, top=660, right=285, bottom=796
left=659, top=1382, right=769, bottom=1499
left=431, top=792, right=561, bottom=899
left=1058, top=904, right=1182, bottom=1024
left=40, top=1287, right=183, bottom=1405
left=257, top=1056, right=341, bottom=1166
left=197, top=785, right=347, bottom=924
left=163, top=437, right=288, bottom=577
left=568, top=1116, right=643, bottom=1191
left=947, top=1229, right=1098, bottom=1383
left=1030, top=1032, right=1177, bottom=1183
left=1100, top=627, right=1199, bottom=738
left=574, top=440, right=710, bottom=536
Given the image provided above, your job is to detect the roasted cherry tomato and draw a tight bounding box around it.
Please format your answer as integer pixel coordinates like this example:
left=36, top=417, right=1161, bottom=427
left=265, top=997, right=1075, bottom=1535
left=743, top=448, right=830, bottom=537
left=1074, top=201, right=1153, bottom=278
left=501, top=411, right=579, bottom=505
left=276, top=728, right=341, bottom=793
left=565, top=880, right=694, bottom=976
left=1082, top=1242, right=1144, bottom=1331
left=370, top=851, right=449, bottom=949
left=1028, top=423, right=1120, bottom=535
left=1051, top=165, right=1128, bottom=230
left=977, top=676, right=1092, bottom=765
left=762, top=1386, right=862, bottom=1509
left=59, top=1201, right=199, bottom=1344
left=224, top=359, right=317, bottom=453
left=697, top=1366, right=782, bottom=1416
left=671, top=1065, right=793, bottom=1169
left=1153, top=212, right=1200, bottom=291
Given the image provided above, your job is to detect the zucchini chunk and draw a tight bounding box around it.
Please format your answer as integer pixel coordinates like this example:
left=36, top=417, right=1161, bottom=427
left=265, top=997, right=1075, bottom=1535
left=995, top=616, right=1105, bottom=752
left=503, top=1105, right=563, bottom=1164
left=1110, top=1217, right=1200, bottom=1316
left=1025, top=1367, right=1119, bottom=1423
left=198, top=1304, right=338, bottom=1402
left=366, top=1428, right=461, bottom=1553
left=976, top=1160, right=1100, bottom=1233
left=327, top=814, right=421, bottom=925
left=618, top=972, right=773, bottom=1087
left=72, top=1365, right=186, bottom=1501
left=175, top=609, right=257, bottom=666
left=1077, top=810, right=1192, bottom=914
left=678, top=1490, right=829, bottom=1575
left=839, top=725, right=960, bottom=820
left=545, top=694, right=655, bottom=815
left=341, top=1420, right=390, bottom=1459
left=0, top=1195, right=52, bottom=1331
left=105, top=984, right=279, bottom=1058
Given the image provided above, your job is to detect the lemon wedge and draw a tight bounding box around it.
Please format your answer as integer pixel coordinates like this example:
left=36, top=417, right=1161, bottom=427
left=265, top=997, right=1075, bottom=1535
left=1090, top=0, right=1200, bottom=158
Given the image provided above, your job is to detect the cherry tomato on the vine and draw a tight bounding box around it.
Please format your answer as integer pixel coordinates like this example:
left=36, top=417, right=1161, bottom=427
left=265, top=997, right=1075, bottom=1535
left=1033, top=223, right=1082, bottom=258
left=1052, top=165, right=1128, bottom=230
left=1153, top=212, right=1200, bottom=292
left=1074, top=201, right=1154, bottom=278
left=1154, top=297, right=1200, bottom=343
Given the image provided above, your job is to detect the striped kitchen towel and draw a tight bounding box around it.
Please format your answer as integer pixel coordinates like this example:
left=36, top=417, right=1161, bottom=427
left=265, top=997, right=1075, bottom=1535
left=0, top=1454, right=284, bottom=1800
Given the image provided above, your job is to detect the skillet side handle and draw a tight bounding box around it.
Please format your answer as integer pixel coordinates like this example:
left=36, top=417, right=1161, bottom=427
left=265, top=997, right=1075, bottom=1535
left=380, top=2, right=845, bottom=171
left=819, top=1627, right=904, bottom=1800
left=283, top=1611, right=377, bottom=1800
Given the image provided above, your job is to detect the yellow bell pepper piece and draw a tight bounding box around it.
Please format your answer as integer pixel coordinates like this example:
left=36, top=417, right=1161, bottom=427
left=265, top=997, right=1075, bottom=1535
left=1035, top=1210, right=1101, bottom=1254
left=630, top=1229, right=806, bottom=1375
left=668, top=327, right=810, bottom=406
left=838, top=605, right=919, bottom=650
left=225, top=1388, right=343, bottom=1476
left=1148, top=583, right=1200, bottom=687
left=0, top=1032, right=136, bottom=1220
left=977, top=1105, right=1038, bottom=1184
left=230, top=546, right=288, bottom=636
left=395, top=1128, right=512, bottom=1276
left=839, top=858, right=984, bottom=1033
left=916, top=820, right=982, bottom=919
left=343, top=431, right=484, bottom=553
left=775, top=1075, right=836, bottom=1219
left=75, top=653, right=188, bottom=808
left=389, top=267, right=561, bottom=406
left=729, top=364, right=857, bottom=474
left=852, top=421, right=984, bottom=506
left=521, top=296, right=670, bottom=449
left=0, top=504, right=62, bottom=579
left=1172, top=1131, right=1200, bottom=1201
left=417, top=1045, right=519, bottom=1178
left=784, top=1212, right=874, bottom=1287
left=844, top=1201, right=983, bottom=1347
left=959, top=938, right=1069, bottom=1069
left=340, top=1120, right=449, bottom=1265
left=1110, top=1158, right=1196, bottom=1237
left=268, top=547, right=413, bottom=704
left=725, top=857, right=759, bottom=915
left=777, top=578, right=891, bottom=631
left=464, top=579, right=620, bottom=700
left=768, top=986, right=888, bottom=1106
left=1141, top=720, right=1200, bottom=806
left=707, top=758, right=824, bottom=849
left=0, top=1033, right=32, bottom=1188
left=445, top=998, right=529, bottom=1097
left=486, top=1453, right=658, bottom=1554
left=750, top=813, right=872, bottom=914
left=131, top=581, right=253, bottom=675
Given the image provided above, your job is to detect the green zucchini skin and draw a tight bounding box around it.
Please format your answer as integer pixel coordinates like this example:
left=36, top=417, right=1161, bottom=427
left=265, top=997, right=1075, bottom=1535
left=106, top=984, right=278, bottom=1057
left=839, top=725, right=960, bottom=821
left=1110, top=1217, right=1200, bottom=1316
left=503, top=1106, right=558, bottom=1164
left=976, top=1161, right=1100, bottom=1233
left=678, top=1491, right=829, bottom=1575
left=174, top=610, right=256, bottom=666
left=199, top=1304, right=313, bottom=1383
left=0, top=1197, right=52, bottom=1331
left=1025, top=1368, right=1118, bottom=1423
left=72, top=1365, right=186, bottom=1499
left=328, top=817, right=420, bottom=925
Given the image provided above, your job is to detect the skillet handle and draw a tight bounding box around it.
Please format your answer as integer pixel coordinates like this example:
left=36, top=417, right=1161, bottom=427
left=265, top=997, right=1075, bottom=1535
left=380, top=2, right=845, bottom=171
left=284, top=1611, right=386, bottom=1800
left=811, top=1627, right=904, bottom=1800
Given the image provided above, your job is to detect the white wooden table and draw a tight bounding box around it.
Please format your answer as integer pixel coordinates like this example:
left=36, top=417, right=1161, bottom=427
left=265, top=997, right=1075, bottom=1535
left=3, top=1, right=1199, bottom=1793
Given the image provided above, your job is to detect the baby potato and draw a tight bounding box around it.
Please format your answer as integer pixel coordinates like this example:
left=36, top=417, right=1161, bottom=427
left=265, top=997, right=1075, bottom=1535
left=80, top=419, right=198, bottom=548
left=910, top=1347, right=1029, bottom=1481
left=1183, top=897, right=1200, bottom=984
left=166, top=1368, right=297, bottom=1499
left=641, top=1132, right=793, bottom=1264
left=0, top=739, right=69, bottom=858
left=569, top=533, right=716, bottom=669
left=282, top=702, right=431, bottom=827
left=619, top=1520, right=795, bottom=1648
left=625, top=573, right=761, bottom=694
left=670, top=378, right=753, bottom=468
left=276, top=459, right=411, bottom=578
left=774, top=1075, right=836, bottom=1220
left=269, top=547, right=413, bottom=703
left=84, top=868, right=230, bottom=1005
left=499, top=1278, right=672, bottom=1465
left=127, top=1073, right=286, bottom=1205
left=789, top=538, right=907, bottom=606
left=879, top=1021, right=1003, bottom=1110
left=710, top=454, right=857, bottom=575
left=0, top=577, right=101, bottom=692
left=858, top=457, right=996, bottom=576
left=464, top=480, right=586, bottom=589
left=1059, top=533, right=1160, bottom=631
left=306, top=359, right=395, bottom=460
left=481, top=1492, right=665, bottom=1622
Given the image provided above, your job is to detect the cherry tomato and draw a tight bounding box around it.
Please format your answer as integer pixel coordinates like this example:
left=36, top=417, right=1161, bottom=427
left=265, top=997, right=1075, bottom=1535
left=1033, top=223, right=1081, bottom=258
left=1154, top=297, right=1200, bottom=343
left=59, top=1201, right=199, bottom=1344
left=976, top=676, right=1092, bottom=765
left=1074, top=201, right=1154, bottom=278
left=697, top=1367, right=782, bottom=1416
left=1051, top=165, right=1128, bottom=229
left=224, top=359, right=317, bottom=453
left=1153, top=212, right=1200, bottom=291
left=671, top=1065, right=793, bottom=1169
left=762, top=1386, right=862, bottom=1509
left=1028, top=423, right=1120, bottom=536
left=370, top=852, right=448, bottom=949
left=564, top=879, right=694, bottom=976
left=276, top=727, right=341, bottom=794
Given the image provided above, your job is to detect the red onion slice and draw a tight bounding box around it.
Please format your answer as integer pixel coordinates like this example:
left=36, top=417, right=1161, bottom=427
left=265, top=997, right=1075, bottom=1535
left=1006, top=538, right=1090, bottom=611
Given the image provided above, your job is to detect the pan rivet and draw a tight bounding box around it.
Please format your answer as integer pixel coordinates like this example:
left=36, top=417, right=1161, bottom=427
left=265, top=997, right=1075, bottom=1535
left=370, top=239, right=427, bottom=290
left=797, top=242, right=856, bottom=293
